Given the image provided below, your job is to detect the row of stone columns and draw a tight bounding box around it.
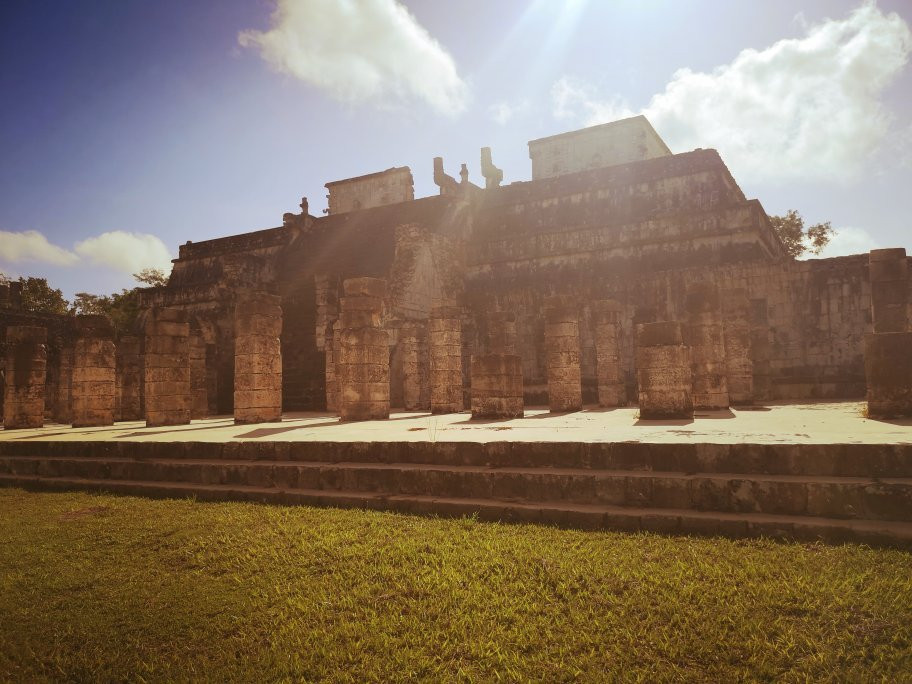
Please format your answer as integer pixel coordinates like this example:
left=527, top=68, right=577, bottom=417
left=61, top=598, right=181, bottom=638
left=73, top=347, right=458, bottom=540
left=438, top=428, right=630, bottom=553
left=3, top=293, right=286, bottom=430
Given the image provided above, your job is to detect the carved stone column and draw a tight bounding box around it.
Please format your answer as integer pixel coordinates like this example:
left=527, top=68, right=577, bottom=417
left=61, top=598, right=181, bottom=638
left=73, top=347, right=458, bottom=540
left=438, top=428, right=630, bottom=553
left=116, top=335, right=143, bottom=421
left=429, top=304, right=463, bottom=414
left=544, top=297, right=582, bottom=412
left=684, top=283, right=728, bottom=410
left=866, top=248, right=912, bottom=418
left=636, top=322, right=693, bottom=420
left=189, top=331, right=208, bottom=420
left=72, top=316, right=116, bottom=427
left=234, top=293, right=283, bottom=424
left=593, top=299, right=626, bottom=408
left=3, top=325, right=47, bottom=429
left=400, top=320, right=430, bottom=411
left=722, top=288, right=753, bottom=405
left=338, top=278, right=390, bottom=421
left=144, top=307, right=191, bottom=427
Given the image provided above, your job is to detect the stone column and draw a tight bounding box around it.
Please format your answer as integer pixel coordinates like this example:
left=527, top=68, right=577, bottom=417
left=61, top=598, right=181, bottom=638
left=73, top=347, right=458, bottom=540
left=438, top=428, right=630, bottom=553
left=71, top=316, right=116, bottom=427
left=3, top=326, right=47, bottom=429
left=144, top=307, right=190, bottom=427
left=749, top=299, right=772, bottom=403
left=429, top=304, right=463, bottom=413
left=338, top=278, right=389, bottom=421
left=116, top=335, right=143, bottom=421
left=470, top=354, right=523, bottom=419
left=544, top=297, right=582, bottom=412
left=53, top=344, right=73, bottom=424
left=314, top=273, right=339, bottom=351
left=234, top=293, right=283, bottom=424
left=487, top=311, right=517, bottom=355
left=865, top=248, right=912, bottom=418
left=869, top=248, right=908, bottom=333
left=189, top=331, right=208, bottom=419
left=636, top=322, right=693, bottom=420
left=721, top=288, right=753, bottom=405
left=400, top=320, right=430, bottom=411
left=593, top=299, right=626, bottom=407
left=684, top=283, right=728, bottom=410
left=324, top=321, right=340, bottom=413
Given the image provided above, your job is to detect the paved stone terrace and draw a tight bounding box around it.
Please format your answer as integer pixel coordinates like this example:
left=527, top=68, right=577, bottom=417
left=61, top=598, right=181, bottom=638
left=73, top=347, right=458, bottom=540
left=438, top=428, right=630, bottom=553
left=1, top=402, right=909, bottom=445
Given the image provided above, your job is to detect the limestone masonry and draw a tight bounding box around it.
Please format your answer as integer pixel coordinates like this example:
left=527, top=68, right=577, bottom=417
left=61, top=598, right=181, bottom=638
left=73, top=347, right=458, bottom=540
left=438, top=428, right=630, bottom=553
left=1, top=116, right=910, bottom=426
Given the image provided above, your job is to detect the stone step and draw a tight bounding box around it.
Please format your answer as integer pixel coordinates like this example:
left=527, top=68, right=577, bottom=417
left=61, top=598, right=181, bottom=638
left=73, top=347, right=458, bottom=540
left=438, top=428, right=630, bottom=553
left=1, top=473, right=910, bottom=549
left=2, top=456, right=911, bottom=522
left=1, top=441, right=911, bottom=477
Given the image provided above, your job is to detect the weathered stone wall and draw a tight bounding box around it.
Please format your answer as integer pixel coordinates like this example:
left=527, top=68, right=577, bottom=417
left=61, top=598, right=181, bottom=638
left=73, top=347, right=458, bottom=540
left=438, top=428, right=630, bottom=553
left=529, top=116, right=671, bottom=180
left=326, top=167, right=414, bottom=215
left=234, top=293, right=283, bottom=424
left=144, top=307, right=191, bottom=427
left=3, top=325, right=47, bottom=429
left=72, top=316, right=116, bottom=427
left=470, top=354, right=523, bottom=419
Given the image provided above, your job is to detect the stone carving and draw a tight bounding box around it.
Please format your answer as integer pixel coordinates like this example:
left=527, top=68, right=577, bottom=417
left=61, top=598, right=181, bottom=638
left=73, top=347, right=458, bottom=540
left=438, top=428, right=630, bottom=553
left=433, top=157, right=459, bottom=196
left=592, top=300, right=626, bottom=408
left=636, top=322, right=693, bottom=420
left=480, top=147, right=503, bottom=189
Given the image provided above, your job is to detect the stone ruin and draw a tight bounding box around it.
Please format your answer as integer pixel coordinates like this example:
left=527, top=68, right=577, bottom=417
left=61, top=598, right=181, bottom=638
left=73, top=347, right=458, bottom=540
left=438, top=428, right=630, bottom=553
left=1, top=115, right=910, bottom=428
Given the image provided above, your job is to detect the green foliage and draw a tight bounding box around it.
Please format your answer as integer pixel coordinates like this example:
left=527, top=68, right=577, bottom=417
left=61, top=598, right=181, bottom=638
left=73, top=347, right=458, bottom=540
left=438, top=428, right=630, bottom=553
left=769, top=209, right=834, bottom=258
left=1, top=489, right=910, bottom=681
left=133, top=267, right=169, bottom=287
left=72, top=289, right=141, bottom=335
left=15, top=276, right=69, bottom=314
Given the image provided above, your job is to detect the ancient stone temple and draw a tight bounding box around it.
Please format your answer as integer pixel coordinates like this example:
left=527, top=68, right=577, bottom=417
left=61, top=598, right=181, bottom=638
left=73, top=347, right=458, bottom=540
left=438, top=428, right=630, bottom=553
left=4, top=115, right=908, bottom=424
left=2, top=116, right=912, bottom=549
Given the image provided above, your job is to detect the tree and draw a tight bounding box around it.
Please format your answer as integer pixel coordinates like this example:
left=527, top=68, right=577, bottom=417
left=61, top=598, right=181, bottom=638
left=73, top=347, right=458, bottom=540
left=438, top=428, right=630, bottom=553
left=769, top=209, right=834, bottom=259
left=133, top=268, right=169, bottom=287
left=17, top=276, right=70, bottom=314
left=73, top=289, right=141, bottom=335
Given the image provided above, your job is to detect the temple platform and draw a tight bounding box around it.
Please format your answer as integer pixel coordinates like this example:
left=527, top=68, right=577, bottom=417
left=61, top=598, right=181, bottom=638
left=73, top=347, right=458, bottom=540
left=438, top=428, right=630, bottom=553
left=0, top=401, right=909, bottom=444
left=1, top=401, right=911, bottom=549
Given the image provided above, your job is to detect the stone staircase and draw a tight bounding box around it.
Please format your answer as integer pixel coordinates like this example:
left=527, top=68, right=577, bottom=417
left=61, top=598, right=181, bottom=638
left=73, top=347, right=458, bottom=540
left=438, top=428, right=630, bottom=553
left=1, top=440, right=911, bottom=548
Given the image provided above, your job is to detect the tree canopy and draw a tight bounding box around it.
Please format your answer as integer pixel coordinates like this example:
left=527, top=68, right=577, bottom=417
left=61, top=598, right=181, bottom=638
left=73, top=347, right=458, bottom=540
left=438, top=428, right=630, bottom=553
left=769, top=210, right=834, bottom=259
left=0, top=273, right=70, bottom=314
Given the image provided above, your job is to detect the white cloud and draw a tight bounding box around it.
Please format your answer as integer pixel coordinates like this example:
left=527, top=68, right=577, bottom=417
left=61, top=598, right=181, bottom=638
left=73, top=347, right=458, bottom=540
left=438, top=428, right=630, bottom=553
left=552, top=77, right=633, bottom=124
left=815, top=226, right=879, bottom=258
left=0, top=229, right=172, bottom=275
left=552, top=2, right=912, bottom=183
left=489, top=99, right=530, bottom=125
left=0, top=230, right=79, bottom=266
left=74, top=231, right=173, bottom=274
left=239, top=0, right=469, bottom=115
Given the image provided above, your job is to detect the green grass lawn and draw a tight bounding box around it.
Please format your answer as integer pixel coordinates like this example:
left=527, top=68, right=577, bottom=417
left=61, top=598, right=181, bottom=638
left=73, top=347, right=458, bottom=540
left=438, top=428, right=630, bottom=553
left=1, top=488, right=911, bottom=682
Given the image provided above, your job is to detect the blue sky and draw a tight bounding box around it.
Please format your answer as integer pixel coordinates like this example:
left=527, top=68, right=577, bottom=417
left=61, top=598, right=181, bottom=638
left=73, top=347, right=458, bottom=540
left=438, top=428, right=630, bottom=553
left=1, top=0, right=910, bottom=299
